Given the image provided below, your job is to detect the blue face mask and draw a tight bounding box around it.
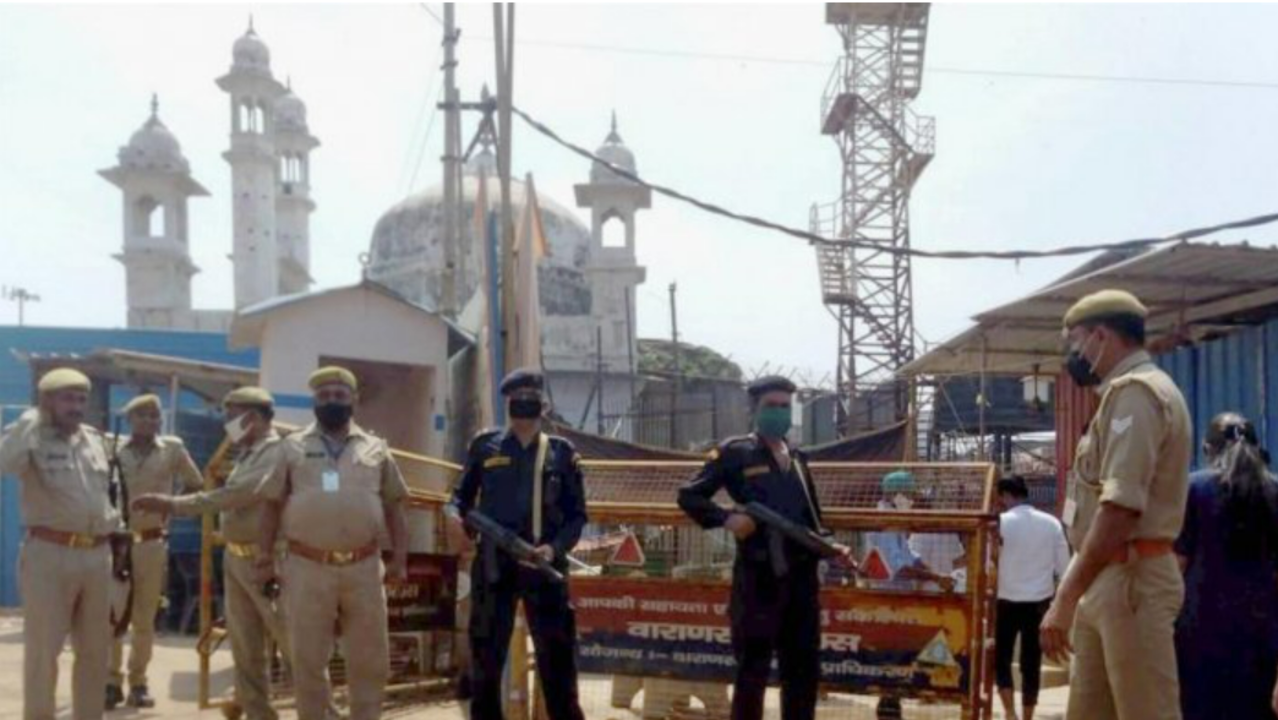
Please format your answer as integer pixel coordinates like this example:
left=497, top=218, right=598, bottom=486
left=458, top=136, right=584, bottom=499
left=756, top=406, right=792, bottom=440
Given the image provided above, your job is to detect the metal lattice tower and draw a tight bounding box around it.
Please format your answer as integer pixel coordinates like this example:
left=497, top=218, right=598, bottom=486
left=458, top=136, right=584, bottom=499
left=813, top=3, right=934, bottom=435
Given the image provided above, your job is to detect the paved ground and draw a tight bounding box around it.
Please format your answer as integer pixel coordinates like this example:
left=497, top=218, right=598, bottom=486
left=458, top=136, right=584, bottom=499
left=0, top=613, right=1069, bottom=719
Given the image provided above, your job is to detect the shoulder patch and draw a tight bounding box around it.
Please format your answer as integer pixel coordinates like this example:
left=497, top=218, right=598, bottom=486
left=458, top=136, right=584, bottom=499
left=1110, top=416, right=1133, bottom=435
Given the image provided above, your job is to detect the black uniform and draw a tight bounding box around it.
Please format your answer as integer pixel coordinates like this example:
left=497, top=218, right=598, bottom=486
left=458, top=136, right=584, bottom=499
left=449, top=428, right=588, bottom=720
left=678, top=434, right=827, bottom=720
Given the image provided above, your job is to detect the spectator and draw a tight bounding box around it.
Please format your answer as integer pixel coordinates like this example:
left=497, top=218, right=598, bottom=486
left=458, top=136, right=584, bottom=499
left=995, top=476, right=1070, bottom=720
left=1175, top=412, right=1278, bottom=720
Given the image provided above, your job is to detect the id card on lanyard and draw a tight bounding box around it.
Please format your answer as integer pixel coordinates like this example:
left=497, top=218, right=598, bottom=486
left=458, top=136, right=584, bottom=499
left=320, top=435, right=348, bottom=494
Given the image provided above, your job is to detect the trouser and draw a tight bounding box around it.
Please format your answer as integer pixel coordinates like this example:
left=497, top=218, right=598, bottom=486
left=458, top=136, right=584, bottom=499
left=728, top=557, right=820, bottom=720
left=1067, top=555, right=1184, bottom=720
left=225, top=553, right=292, bottom=720
left=284, top=553, right=389, bottom=720
left=469, top=553, right=585, bottom=720
left=20, top=538, right=111, bottom=720
left=109, top=539, right=167, bottom=689
left=995, top=598, right=1051, bottom=705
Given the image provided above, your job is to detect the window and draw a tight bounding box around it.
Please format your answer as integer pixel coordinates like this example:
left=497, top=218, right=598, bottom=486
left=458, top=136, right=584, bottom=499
left=601, top=215, right=627, bottom=248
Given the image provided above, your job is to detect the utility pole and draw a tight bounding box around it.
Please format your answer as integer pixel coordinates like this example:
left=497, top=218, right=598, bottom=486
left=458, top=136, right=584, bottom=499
left=3, top=286, right=40, bottom=327
left=440, top=3, right=462, bottom=319
left=493, top=3, right=516, bottom=374
left=669, top=282, right=681, bottom=449
left=595, top=325, right=605, bottom=435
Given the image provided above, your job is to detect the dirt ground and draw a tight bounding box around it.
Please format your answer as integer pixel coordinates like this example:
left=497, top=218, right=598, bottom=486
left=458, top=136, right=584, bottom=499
left=0, top=613, right=1068, bottom=719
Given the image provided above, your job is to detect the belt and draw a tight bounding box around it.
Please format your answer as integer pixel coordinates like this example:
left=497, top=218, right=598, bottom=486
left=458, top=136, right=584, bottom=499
left=288, top=540, right=379, bottom=567
left=28, top=526, right=109, bottom=549
left=224, top=541, right=258, bottom=559
left=1110, top=539, right=1174, bottom=564
left=131, top=528, right=168, bottom=543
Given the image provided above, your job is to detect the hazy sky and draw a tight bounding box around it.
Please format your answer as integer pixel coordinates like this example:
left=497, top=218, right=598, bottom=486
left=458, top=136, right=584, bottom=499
left=3, top=3, right=1277, bottom=383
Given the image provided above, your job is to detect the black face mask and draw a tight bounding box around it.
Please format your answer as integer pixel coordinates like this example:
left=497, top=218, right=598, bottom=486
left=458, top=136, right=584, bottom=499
left=1065, top=351, right=1101, bottom=387
left=508, top=398, right=542, bottom=420
left=314, top=403, right=353, bottom=431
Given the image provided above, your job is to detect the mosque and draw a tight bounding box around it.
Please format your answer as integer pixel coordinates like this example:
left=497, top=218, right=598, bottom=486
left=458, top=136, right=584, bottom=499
left=100, top=22, right=651, bottom=433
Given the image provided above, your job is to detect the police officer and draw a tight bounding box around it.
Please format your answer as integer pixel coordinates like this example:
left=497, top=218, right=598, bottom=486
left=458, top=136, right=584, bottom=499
left=1039, top=290, right=1192, bottom=720
left=258, top=366, right=409, bottom=720
left=106, top=393, right=204, bottom=710
left=444, top=368, right=588, bottom=720
left=678, top=375, right=853, bottom=720
left=0, top=368, right=116, bottom=720
left=132, top=387, right=291, bottom=720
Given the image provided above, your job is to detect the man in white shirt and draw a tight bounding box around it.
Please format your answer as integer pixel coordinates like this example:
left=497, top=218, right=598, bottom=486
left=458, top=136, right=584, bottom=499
left=997, top=476, right=1071, bottom=720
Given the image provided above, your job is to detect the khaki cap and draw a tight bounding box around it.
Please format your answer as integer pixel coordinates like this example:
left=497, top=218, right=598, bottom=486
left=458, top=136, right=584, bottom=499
left=308, top=366, right=358, bottom=392
left=122, top=393, right=162, bottom=414
left=1064, top=289, right=1148, bottom=329
left=223, top=386, right=274, bottom=407
left=37, top=368, right=91, bottom=394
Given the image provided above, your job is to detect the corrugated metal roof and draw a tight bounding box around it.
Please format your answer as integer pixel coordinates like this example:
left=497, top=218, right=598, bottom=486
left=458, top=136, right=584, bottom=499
left=902, top=242, right=1278, bottom=377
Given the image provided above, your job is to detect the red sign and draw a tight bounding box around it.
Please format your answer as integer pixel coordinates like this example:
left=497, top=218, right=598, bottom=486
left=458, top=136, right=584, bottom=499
left=572, top=576, right=971, bottom=695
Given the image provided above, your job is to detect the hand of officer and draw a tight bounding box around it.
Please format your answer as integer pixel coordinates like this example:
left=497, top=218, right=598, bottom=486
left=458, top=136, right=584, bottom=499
left=253, top=556, right=276, bottom=587
left=1039, top=597, right=1076, bottom=663
left=533, top=545, right=555, bottom=564
left=386, top=554, right=409, bottom=584
left=936, top=575, right=957, bottom=593
left=724, top=513, right=757, bottom=540
left=132, top=494, right=174, bottom=516
left=832, top=543, right=859, bottom=573
left=445, top=514, right=473, bottom=553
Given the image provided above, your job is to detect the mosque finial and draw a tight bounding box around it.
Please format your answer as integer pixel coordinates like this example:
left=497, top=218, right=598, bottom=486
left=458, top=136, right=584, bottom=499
left=287, top=75, right=292, bottom=91
left=606, top=110, right=622, bottom=144
left=150, top=93, right=159, bottom=119
left=248, top=14, right=255, bottom=34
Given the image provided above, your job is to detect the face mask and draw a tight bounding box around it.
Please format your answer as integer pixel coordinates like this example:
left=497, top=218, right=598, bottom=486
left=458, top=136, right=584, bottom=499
left=893, top=493, right=913, bottom=511
left=224, top=415, right=250, bottom=444
left=314, top=403, right=353, bottom=431
left=508, top=398, right=542, bottom=420
left=1065, top=331, right=1106, bottom=388
left=755, top=406, right=792, bottom=440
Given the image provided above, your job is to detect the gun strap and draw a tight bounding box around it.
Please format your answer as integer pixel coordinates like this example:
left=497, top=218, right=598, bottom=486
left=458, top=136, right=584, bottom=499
left=531, top=433, right=548, bottom=540
left=791, top=457, right=823, bottom=534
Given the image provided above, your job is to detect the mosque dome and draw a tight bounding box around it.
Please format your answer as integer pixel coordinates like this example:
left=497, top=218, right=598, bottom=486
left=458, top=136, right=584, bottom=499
left=232, top=25, right=271, bottom=73
left=118, top=97, right=189, bottom=173
left=366, top=146, right=594, bottom=319
left=275, top=88, right=308, bottom=132
left=590, top=114, right=638, bottom=184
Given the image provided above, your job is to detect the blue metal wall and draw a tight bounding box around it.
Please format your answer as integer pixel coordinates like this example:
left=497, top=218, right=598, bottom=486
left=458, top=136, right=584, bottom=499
left=1156, top=319, right=1278, bottom=470
left=0, top=325, right=258, bottom=607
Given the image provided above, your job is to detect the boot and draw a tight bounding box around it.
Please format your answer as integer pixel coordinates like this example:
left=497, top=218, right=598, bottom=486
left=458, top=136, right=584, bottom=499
left=127, top=685, right=156, bottom=709
left=105, top=684, right=124, bottom=711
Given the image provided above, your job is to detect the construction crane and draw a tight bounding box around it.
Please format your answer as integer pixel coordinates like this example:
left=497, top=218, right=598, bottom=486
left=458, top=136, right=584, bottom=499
left=812, top=3, right=934, bottom=435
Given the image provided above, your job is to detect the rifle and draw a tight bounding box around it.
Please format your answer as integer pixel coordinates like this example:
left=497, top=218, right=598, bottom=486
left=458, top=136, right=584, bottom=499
left=740, top=501, right=850, bottom=577
left=464, top=509, right=564, bottom=585
left=108, top=418, right=134, bottom=639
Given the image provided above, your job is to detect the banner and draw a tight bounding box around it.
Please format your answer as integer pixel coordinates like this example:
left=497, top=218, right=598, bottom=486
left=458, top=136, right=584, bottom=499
left=572, top=577, right=970, bottom=695
left=384, top=553, right=458, bottom=633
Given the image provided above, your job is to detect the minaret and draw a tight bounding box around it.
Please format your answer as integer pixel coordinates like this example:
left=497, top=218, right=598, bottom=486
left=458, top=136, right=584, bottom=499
left=573, top=113, right=650, bottom=368
left=216, top=19, right=286, bottom=308
left=273, top=78, right=319, bottom=295
left=100, top=95, right=209, bottom=329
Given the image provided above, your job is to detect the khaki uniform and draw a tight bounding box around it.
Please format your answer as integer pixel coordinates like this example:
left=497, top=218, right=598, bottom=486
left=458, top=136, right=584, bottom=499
left=1063, top=351, right=1192, bottom=720
left=0, top=410, right=118, bottom=720
left=109, top=435, right=203, bottom=689
left=261, top=422, right=408, bottom=720
left=172, top=431, right=289, bottom=720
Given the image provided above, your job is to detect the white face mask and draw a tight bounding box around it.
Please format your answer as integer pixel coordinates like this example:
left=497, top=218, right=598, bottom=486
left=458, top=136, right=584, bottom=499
left=892, top=493, right=913, bottom=511
left=224, top=415, right=250, bottom=444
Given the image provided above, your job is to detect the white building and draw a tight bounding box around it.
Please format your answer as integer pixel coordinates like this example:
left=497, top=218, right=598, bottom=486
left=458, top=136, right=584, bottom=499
left=366, top=115, right=650, bottom=435
left=103, top=22, right=318, bottom=331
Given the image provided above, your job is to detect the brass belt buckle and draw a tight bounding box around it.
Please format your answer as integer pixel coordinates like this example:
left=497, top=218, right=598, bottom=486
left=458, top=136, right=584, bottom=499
left=330, top=550, right=355, bottom=565
left=71, top=534, right=95, bottom=549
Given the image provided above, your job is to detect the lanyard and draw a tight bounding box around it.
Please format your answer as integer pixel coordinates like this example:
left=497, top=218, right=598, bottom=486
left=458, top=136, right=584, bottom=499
left=320, top=434, right=349, bottom=467
left=531, top=433, right=549, bottom=539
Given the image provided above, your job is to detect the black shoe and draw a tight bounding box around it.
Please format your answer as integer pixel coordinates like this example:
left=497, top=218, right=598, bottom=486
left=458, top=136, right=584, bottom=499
left=105, top=684, right=124, bottom=711
left=127, top=685, right=156, bottom=709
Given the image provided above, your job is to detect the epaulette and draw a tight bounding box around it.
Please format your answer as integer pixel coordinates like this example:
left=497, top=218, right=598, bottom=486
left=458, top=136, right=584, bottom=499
left=705, top=434, right=754, bottom=462
left=468, top=428, right=502, bottom=453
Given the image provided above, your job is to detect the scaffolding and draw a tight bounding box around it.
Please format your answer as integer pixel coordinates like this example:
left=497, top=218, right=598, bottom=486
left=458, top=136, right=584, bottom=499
left=813, top=3, right=934, bottom=435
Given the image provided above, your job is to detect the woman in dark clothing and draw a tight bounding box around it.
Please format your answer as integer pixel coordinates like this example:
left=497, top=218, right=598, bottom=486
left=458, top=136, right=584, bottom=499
left=1175, top=412, right=1278, bottom=720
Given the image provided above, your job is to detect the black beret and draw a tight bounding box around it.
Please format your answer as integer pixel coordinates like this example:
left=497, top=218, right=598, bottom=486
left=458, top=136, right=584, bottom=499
left=747, top=375, right=797, bottom=398
left=500, top=368, right=545, bottom=396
